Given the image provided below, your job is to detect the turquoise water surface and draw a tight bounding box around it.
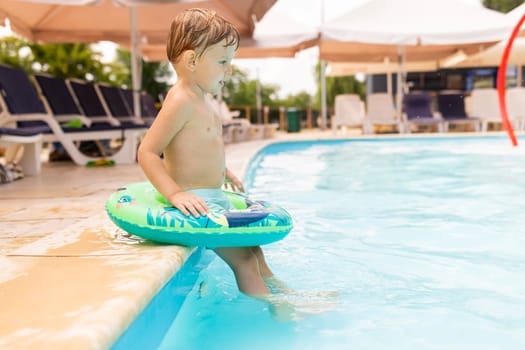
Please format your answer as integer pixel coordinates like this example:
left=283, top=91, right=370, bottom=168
left=122, top=137, right=525, bottom=349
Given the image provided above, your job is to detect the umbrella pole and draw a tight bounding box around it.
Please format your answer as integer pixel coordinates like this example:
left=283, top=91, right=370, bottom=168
left=395, top=46, right=405, bottom=121
left=385, top=57, right=393, bottom=100
left=256, top=67, right=262, bottom=124
left=320, top=0, right=327, bottom=130
left=129, top=6, right=142, bottom=118
left=321, top=60, right=328, bottom=130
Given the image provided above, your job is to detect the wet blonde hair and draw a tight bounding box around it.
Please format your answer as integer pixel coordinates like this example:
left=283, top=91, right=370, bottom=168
left=166, top=8, right=240, bottom=63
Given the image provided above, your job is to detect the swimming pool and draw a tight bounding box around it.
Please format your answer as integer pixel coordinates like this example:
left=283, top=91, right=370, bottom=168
left=113, top=136, right=525, bottom=349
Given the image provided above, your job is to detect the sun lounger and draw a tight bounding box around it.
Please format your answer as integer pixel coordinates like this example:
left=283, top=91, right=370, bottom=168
left=66, top=79, right=144, bottom=130
left=469, top=88, right=520, bottom=132
left=506, top=87, right=525, bottom=131
left=402, top=93, right=446, bottom=133
left=120, top=88, right=158, bottom=123
left=34, top=74, right=146, bottom=157
left=218, top=100, right=264, bottom=141
left=95, top=83, right=146, bottom=126
left=208, top=98, right=252, bottom=143
left=0, top=126, right=45, bottom=176
left=437, top=92, right=481, bottom=132
left=34, top=73, right=148, bottom=157
left=0, top=64, right=145, bottom=168
left=363, top=93, right=404, bottom=133
left=331, top=94, right=365, bottom=134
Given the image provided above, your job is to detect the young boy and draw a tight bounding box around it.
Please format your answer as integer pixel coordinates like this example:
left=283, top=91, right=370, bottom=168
left=137, top=8, right=279, bottom=299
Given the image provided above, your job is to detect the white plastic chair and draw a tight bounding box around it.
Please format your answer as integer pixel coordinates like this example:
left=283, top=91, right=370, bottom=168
left=363, top=93, right=403, bottom=133
left=331, top=94, right=365, bottom=134
left=218, top=101, right=265, bottom=141
left=209, top=98, right=262, bottom=143
left=470, top=88, right=519, bottom=132
left=506, top=87, right=525, bottom=131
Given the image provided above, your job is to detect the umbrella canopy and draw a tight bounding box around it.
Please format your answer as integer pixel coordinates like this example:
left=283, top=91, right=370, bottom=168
left=507, top=2, right=525, bottom=22
left=319, top=0, right=516, bottom=63
left=0, top=0, right=277, bottom=115
left=141, top=34, right=319, bottom=60
left=454, top=3, right=525, bottom=68
left=0, top=0, right=276, bottom=47
left=327, top=60, right=438, bottom=76
left=328, top=3, right=525, bottom=75
left=453, top=38, right=525, bottom=68
left=0, top=0, right=318, bottom=60
left=138, top=8, right=319, bottom=60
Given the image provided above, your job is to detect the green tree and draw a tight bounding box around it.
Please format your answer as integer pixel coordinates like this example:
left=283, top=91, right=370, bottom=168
left=115, top=48, right=173, bottom=103
left=314, top=62, right=366, bottom=109
left=222, top=65, right=280, bottom=107
left=30, top=42, right=114, bottom=81
left=0, top=36, right=33, bottom=72
left=281, top=91, right=314, bottom=109
left=483, top=0, right=523, bottom=13
left=0, top=36, right=129, bottom=86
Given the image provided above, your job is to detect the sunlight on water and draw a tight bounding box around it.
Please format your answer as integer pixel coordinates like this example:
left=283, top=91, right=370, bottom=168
left=158, top=138, right=525, bottom=350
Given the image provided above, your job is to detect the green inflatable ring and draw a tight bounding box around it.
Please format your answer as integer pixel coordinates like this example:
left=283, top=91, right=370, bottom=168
left=105, top=182, right=293, bottom=248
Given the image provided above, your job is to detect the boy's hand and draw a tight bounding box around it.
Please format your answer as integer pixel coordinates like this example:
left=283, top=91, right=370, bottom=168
left=225, top=173, right=245, bottom=193
left=169, top=192, right=209, bottom=217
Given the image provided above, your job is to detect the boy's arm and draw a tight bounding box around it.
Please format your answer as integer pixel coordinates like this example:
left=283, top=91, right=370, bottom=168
left=137, top=94, right=208, bottom=217
left=225, top=167, right=245, bottom=193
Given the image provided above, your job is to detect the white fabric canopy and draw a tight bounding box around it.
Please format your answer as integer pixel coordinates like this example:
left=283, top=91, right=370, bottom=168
left=141, top=8, right=319, bottom=60
left=321, top=0, right=512, bottom=45
left=507, top=2, right=525, bottom=22
left=454, top=38, right=525, bottom=68
left=320, top=0, right=516, bottom=63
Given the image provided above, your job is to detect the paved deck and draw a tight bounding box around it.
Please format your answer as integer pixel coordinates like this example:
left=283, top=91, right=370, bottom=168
left=0, top=130, right=316, bottom=349
left=0, top=129, right=513, bottom=349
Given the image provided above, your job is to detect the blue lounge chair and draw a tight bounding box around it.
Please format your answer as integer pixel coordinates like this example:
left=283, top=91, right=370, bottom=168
left=402, top=93, right=446, bottom=133
left=0, top=64, right=146, bottom=168
left=66, top=79, right=146, bottom=131
left=95, top=83, right=150, bottom=126
left=34, top=73, right=148, bottom=157
left=33, top=73, right=97, bottom=128
left=437, top=92, right=481, bottom=132
left=120, top=88, right=158, bottom=122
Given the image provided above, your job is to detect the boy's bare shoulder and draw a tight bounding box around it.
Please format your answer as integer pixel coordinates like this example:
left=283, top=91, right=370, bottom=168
left=158, top=87, right=195, bottom=122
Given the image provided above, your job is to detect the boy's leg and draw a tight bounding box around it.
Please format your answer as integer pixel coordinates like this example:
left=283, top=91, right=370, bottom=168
left=214, top=247, right=270, bottom=296
left=250, top=246, right=273, bottom=278
left=250, top=246, right=291, bottom=293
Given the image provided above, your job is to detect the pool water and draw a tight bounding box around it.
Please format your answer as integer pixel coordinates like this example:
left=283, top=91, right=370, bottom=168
left=131, top=138, right=525, bottom=349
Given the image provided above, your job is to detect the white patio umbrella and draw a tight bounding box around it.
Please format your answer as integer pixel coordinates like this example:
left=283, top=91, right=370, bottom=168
left=507, top=2, right=525, bottom=22
left=328, top=3, right=525, bottom=85
left=138, top=9, right=319, bottom=60
left=320, top=0, right=513, bottom=62
left=453, top=3, right=525, bottom=85
left=453, top=38, right=525, bottom=67
left=0, top=0, right=277, bottom=115
left=318, top=0, right=518, bottom=125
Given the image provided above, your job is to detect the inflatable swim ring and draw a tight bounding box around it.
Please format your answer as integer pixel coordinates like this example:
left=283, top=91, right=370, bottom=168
left=105, top=182, right=293, bottom=248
